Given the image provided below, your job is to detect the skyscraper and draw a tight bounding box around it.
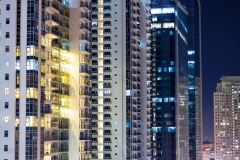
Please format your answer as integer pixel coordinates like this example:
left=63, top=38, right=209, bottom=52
left=179, top=0, right=202, bottom=159
left=91, top=0, right=151, bottom=159
left=0, top=0, right=92, bottom=160
left=214, top=76, right=240, bottom=159
left=151, top=0, right=189, bottom=159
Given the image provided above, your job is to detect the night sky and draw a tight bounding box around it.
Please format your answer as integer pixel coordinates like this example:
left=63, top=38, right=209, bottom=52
left=201, top=0, right=240, bottom=139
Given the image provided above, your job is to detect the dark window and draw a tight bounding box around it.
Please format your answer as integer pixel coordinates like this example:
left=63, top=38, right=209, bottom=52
left=6, top=4, right=10, bottom=11
left=104, top=6, right=111, bottom=10
left=6, top=32, right=10, bottom=38
left=4, top=145, right=8, bottom=152
left=5, top=74, right=9, bottom=80
left=5, top=102, right=9, bottom=109
left=6, top=18, right=10, bottom=24
left=5, top=46, right=9, bottom=52
left=4, top=131, right=8, bottom=137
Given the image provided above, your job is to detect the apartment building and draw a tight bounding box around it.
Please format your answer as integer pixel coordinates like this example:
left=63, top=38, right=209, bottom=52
left=0, top=0, right=92, bottom=160
left=214, top=76, right=240, bottom=159
left=91, top=0, right=151, bottom=159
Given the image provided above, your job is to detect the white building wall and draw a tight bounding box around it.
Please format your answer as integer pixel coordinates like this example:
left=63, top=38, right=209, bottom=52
left=0, top=0, right=17, bottom=160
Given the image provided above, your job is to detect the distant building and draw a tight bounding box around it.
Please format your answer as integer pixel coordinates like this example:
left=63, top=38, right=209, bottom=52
left=214, top=76, right=240, bottom=159
left=203, top=151, right=215, bottom=160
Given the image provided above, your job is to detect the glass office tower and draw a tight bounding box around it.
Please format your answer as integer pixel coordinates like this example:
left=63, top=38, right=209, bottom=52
left=179, top=0, right=202, bottom=159
left=151, top=0, right=189, bottom=159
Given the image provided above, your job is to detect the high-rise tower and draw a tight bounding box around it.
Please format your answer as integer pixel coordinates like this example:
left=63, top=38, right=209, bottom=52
left=151, top=0, right=189, bottom=159
left=214, top=76, right=240, bottom=159
left=179, top=0, right=202, bottom=159
left=91, top=0, right=151, bottom=159
left=0, top=0, right=92, bottom=160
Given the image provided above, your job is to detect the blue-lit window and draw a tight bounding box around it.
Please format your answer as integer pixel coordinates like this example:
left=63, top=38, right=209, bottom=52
left=157, top=77, right=162, bottom=80
left=152, top=98, right=162, bottom=103
left=26, top=59, right=38, bottom=71
left=157, top=67, right=162, bottom=73
left=170, top=31, right=174, bottom=35
left=169, top=97, right=175, bottom=102
left=164, top=98, right=168, bottom=102
left=169, top=67, right=175, bottom=72
left=152, top=127, right=162, bottom=133
left=164, top=67, right=167, bottom=72
left=170, top=61, right=174, bottom=65
left=167, top=127, right=176, bottom=133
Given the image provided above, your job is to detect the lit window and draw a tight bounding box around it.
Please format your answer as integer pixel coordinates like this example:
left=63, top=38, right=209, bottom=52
left=163, top=23, right=174, bottom=28
left=4, top=117, right=9, bottom=122
left=151, top=8, right=174, bottom=14
left=151, top=23, right=161, bottom=29
left=152, top=17, right=157, bottom=22
left=5, top=88, right=9, bottom=94
left=169, top=67, right=175, bottom=72
left=5, top=60, right=9, bottom=66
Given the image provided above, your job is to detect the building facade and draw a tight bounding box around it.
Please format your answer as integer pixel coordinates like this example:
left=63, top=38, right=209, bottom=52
left=91, top=0, right=151, bottom=159
left=214, top=76, right=240, bottom=159
left=0, top=0, right=92, bottom=160
left=151, top=1, right=189, bottom=159
left=179, top=0, right=202, bottom=159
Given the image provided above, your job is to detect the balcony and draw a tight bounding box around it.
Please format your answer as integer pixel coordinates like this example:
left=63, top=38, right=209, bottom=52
left=46, top=14, right=62, bottom=26
left=80, top=1, right=91, bottom=12
left=79, top=68, right=91, bottom=75
left=79, top=113, right=91, bottom=119
left=45, top=68, right=60, bottom=78
left=45, top=53, right=60, bottom=65
left=45, top=28, right=61, bottom=39
left=80, top=124, right=90, bottom=130
left=79, top=79, right=92, bottom=86
left=45, top=81, right=59, bottom=91
left=46, top=1, right=59, bottom=14
left=44, top=135, right=59, bottom=141
left=79, top=90, right=91, bottom=97
left=80, top=13, right=92, bottom=22
left=80, top=147, right=91, bottom=152
left=59, top=147, right=69, bottom=152
left=80, top=35, right=91, bottom=43
left=80, top=56, right=91, bottom=63
left=79, top=101, right=91, bottom=107
left=59, top=124, right=69, bottom=129
left=79, top=135, right=91, bottom=141
left=44, top=148, right=58, bottom=155
left=80, top=24, right=91, bottom=33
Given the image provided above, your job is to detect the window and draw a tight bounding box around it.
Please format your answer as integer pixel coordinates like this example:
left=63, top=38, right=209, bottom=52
left=104, top=21, right=111, bottom=26
left=4, top=131, right=8, bottom=137
left=5, top=88, right=9, bottom=94
left=6, top=4, right=10, bottom=11
left=104, top=6, right=111, bottom=10
left=6, top=18, right=10, bottom=24
left=5, top=46, right=9, bottom=52
left=5, top=74, right=9, bottom=80
left=5, top=32, right=9, bottom=38
left=5, top=102, right=9, bottom=109
left=5, top=60, right=9, bottom=66
left=4, top=145, right=8, bottom=152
